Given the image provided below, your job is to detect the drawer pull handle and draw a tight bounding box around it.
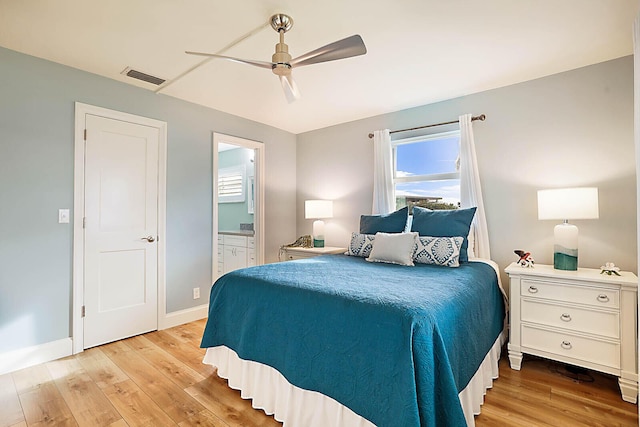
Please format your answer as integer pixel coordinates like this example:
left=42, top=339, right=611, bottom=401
left=597, top=294, right=609, bottom=303
left=561, top=341, right=572, bottom=350
left=560, top=313, right=572, bottom=322
left=528, top=286, right=538, bottom=294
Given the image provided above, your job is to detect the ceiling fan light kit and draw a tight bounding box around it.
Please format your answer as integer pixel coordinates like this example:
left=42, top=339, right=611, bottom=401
left=186, top=13, right=366, bottom=103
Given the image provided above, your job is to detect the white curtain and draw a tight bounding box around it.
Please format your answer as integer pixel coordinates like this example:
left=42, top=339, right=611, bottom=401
left=459, top=114, right=491, bottom=259
left=372, top=129, right=395, bottom=214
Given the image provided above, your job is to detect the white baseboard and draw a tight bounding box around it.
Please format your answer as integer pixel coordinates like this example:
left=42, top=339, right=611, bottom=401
left=0, top=337, right=73, bottom=376
left=160, top=303, right=209, bottom=330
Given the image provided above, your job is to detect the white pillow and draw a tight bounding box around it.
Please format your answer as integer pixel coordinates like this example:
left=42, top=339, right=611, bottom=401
left=366, top=232, right=418, bottom=266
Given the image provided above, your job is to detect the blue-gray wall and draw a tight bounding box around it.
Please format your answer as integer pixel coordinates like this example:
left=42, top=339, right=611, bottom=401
left=0, top=46, right=297, bottom=354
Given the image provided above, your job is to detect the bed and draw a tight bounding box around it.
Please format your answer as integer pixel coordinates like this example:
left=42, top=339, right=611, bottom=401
left=200, top=252, right=505, bottom=426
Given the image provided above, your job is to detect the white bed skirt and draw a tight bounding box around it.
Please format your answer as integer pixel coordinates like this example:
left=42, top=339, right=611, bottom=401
left=202, top=331, right=504, bottom=427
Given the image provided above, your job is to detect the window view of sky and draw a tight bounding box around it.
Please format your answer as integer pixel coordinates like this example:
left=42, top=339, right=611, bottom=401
left=394, top=134, right=461, bottom=205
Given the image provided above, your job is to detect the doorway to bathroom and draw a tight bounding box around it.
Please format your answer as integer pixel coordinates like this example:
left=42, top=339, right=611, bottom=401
left=212, top=133, right=264, bottom=282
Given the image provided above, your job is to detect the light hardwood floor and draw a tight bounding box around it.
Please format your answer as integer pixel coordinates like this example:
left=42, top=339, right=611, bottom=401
left=0, top=319, right=637, bottom=426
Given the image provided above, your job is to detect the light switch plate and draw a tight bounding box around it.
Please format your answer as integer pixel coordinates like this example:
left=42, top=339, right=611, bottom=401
left=58, top=209, right=70, bottom=224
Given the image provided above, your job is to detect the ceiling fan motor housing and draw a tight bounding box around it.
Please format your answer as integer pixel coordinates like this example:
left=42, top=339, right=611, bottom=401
left=272, top=38, right=292, bottom=76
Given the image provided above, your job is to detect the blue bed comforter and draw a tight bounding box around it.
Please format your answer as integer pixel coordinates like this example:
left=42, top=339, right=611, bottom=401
left=201, top=255, right=504, bottom=426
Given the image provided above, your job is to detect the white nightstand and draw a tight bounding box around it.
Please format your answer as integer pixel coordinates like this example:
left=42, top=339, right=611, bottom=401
left=505, top=262, right=638, bottom=403
left=280, top=246, right=346, bottom=261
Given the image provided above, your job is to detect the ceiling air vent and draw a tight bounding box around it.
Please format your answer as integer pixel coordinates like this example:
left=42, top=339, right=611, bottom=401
left=121, top=67, right=166, bottom=86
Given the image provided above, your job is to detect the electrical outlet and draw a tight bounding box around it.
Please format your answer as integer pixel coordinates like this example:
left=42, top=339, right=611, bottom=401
left=193, top=287, right=200, bottom=299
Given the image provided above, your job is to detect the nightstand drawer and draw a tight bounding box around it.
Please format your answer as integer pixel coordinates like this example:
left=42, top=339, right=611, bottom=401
left=522, top=325, right=620, bottom=369
left=521, top=279, right=619, bottom=309
left=521, top=299, right=619, bottom=339
left=286, top=252, right=313, bottom=260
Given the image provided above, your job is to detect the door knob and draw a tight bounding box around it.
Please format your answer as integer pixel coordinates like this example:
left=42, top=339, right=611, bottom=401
left=141, top=236, right=155, bottom=242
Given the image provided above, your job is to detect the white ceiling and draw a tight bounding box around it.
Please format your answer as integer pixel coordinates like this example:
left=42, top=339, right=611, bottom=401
left=1, top=0, right=637, bottom=134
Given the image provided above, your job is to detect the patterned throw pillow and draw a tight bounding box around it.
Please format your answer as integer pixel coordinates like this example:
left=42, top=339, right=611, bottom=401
left=414, top=236, right=464, bottom=267
left=347, top=232, right=376, bottom=257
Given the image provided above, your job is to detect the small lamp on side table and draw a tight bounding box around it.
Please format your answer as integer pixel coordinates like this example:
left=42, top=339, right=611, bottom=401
left=537, top=187, right=599, bottom=271
left=305, top=200, right=333, bottom=248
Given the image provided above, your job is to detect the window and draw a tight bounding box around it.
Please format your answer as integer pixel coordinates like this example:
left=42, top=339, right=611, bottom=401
left=393, top=130, right=460, bottom=211
left=218, top=165, right=245, bottom=203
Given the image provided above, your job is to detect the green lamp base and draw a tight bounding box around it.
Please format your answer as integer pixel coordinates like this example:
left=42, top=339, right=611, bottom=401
left=554, top=252, right=577, bottom=271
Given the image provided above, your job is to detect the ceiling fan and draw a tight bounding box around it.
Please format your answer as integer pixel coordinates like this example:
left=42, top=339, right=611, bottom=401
left=186, top=13, right=367, bottom=103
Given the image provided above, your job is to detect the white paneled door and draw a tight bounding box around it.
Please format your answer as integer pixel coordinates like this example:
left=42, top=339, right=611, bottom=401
left=83, top=114, right=159, bottom=349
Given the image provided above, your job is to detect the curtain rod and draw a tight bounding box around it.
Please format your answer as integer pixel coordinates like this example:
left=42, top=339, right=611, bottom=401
left=367, top=114, right=486, bottom=139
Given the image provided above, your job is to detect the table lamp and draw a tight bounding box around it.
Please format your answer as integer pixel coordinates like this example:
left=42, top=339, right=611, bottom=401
left=537, top=187, right=599, bottom=271
left=305, top=200, right=333, bottom=248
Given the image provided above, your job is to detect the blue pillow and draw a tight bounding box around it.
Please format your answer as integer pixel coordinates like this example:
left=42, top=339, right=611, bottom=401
left=359, top=207, right=408, bottom=234
left=410, top=207, right=476, bottom=262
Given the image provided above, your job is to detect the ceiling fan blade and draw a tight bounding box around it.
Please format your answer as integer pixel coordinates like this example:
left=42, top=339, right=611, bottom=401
left=279, top=74, right=300, bottom=103
left=290, top=35, right=367, bottom=67
left=185, top=51, right=274, bottom=69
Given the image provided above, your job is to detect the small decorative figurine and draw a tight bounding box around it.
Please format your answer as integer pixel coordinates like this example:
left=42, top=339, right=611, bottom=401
left=600, top=262, right=621, bottom=276
left=514, top=250, right=535, bottom=268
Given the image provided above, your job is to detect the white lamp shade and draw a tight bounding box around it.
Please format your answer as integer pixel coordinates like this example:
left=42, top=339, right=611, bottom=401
left=537, top=188, right=599, bottom=220
left=305, top=200, right=333, bottom=219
